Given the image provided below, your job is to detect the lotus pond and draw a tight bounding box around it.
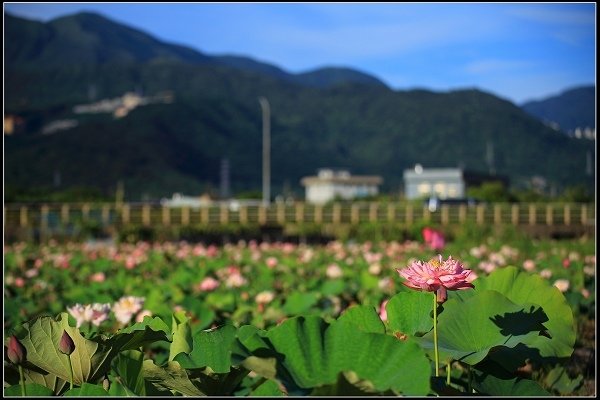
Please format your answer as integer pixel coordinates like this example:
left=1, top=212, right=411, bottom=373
left=3, top=232, right=596, bottom=396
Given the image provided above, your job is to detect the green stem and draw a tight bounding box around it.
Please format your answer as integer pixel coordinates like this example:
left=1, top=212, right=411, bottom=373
left=18, top=364, right=27, bottom=396
left=467, top=364, right=472, bottom=394
left=433, top=291, right=439, bottom=377
left=66, top=354, right=74, bottom=390
left=446, top=360, right=451, bottom=385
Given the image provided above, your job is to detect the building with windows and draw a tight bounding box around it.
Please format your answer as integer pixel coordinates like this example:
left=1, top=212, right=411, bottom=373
left=301, top=169, right=383, bottom=204
left=403, top=165, right=508, bottom=200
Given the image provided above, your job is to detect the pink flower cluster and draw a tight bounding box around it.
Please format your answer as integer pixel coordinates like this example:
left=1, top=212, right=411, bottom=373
left=397, top=255, right=474, bottom=303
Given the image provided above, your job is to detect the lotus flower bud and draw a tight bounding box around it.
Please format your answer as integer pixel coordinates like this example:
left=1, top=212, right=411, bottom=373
left=58, top=330, right=76, bottom=355
left=7, top=335, right=26, bottom=365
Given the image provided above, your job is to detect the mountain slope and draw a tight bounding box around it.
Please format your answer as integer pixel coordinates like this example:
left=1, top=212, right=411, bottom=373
left=5, top=12, right=386, bottom=89
left=4, top=12, right=595, bottom=200
left=521, top=86, right=595, bottom=135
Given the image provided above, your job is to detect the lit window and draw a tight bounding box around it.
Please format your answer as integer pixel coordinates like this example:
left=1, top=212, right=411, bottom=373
left=434, top=183, right=446, bottom=197
left=418, top=183, right=431, bottom=195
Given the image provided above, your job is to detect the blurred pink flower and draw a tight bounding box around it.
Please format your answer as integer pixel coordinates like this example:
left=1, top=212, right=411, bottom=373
left=25, top=268, right=38, bottom=278
left=198, top=276, right=220, bottom=292
left=135, top=309, right=153, bottom=323
left=553, top=279, right=570, bottom=293
left=562, top=258, right=571, bottom=269
left=255, top=290, right=275, bottom=305
left=225, top=272, right=247, bottom=288
left=397, top=255, right=474, bottom=303
left=89, top=272, right=106, bottom=283
left=15, top=277, right=26, bottom=288
left=523, top=259, right=536, bottom=272
left=422, top=227, right=445, bottom=251
left=67, top=303, right=111, bottom=328
left=266, top=257, right=278, bottom=269
left=113, top=296, right=145, bottom=325
left=379, top=299, right=389, bottom=322
left=326, top=263, right=343, bottom=279
left=540, top=269, right=553, bottom=279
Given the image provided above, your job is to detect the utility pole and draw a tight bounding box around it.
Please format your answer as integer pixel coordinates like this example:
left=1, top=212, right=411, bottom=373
left=258, top=97, right=271, bottom=206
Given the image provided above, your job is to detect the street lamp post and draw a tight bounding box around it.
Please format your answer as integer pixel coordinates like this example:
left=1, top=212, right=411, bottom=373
left=258, top=97, right=271, bottom=207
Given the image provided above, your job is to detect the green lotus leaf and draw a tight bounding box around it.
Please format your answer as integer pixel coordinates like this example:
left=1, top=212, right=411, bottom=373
left=264, top=315, right=431, bottom=395
left=320, top=279, right=346, bottom=296
left=472, top=368, right=550, bottom=396
left=4, top=363, right=68, bottom=395
left=12, top=313, right=112, bottom=385
left=4, top=383, right=55, bottom=397
left=416, top=290, right=548, bottom=365
left=169, top=311, right=193, bottom=361
left=337, top=304, right=385, bottom=334
left=544, top=364, right=584, bottom=394
left=111, top=350, right=146, bottom=396
left=142, top=360, right=204, bottom=396
left=62, top=383, right=110, bottom=396
left=472, top=266, right=576, bottom=360
left=385, top=290, right=433, bottom=336
left=282, top=292, right=320, bottom=315
left=174, top=324, right=237, bottom=373
left=249, top=378, right=285, bottom=396
left=105, top=316, right=170, bottom=352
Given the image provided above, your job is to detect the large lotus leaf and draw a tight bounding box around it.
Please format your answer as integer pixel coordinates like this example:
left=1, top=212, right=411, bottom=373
left=174, top=324, right=237, bottom=373
left=471, top=363, right=551, bottom=396
left=62, top=383, right=110, bottom=396
left=282, top=292, right=320, bottom=315
left=337, top=305, right=385, bottom=334
left=249, top=378, right=285, bottom=396
left=473, top=266, right=576, bottom=360
left=543, top=364, right=584, bottom=395
left=385, top=290, right=433, bottom=336
left=311, top=371, right=395, bottom=396
left=265, top=315, right=431, bottom=395
left=4, top=362, right=68, bottom=395
left=169, top=311, right=193, bottom=361
left=105, top=316, right=171, bottom=352
left=12, top=313, right=112, bottom=385
left=4, top=383, right=55, bottom=396
left=111, top=350, right=146, bottom=396
left=415, top=290, right=549, bottom=365
left=231, top=325, right=279, bottom=380
left=142, top=360, right=204, bottom=396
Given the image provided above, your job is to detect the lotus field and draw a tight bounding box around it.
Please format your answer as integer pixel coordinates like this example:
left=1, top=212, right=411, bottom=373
left=3, top=228, right=596, bottom=396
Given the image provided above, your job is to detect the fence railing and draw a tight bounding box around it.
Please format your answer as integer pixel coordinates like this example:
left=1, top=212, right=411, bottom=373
left=4, top=202, right=595, bottom=232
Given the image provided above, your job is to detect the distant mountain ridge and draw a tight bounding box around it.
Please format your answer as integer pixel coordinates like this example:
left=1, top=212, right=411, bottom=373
left=4, top=12, right=595, bottom=200
left=521, top=86, right=595, bottom=136
left=5, top=11, right=387, bottom=89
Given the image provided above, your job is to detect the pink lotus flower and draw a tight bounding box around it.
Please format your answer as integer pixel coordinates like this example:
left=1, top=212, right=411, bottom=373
left=266, top=257, right=278, bottom=269
left=113, top=296, right=145, bottom=325
left=197, top=277, right=220, bottom=292
left=379, top=299, right=389, bottom=322
left=422, top=227, right=445, bottom=251
left=396, top=255, right=474, bottom=303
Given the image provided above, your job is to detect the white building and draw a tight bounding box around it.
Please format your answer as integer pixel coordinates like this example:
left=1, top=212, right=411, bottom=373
left=403, top=165, right=465, bottom=200
left=403, top=165, right=508, bottom=200
left=300, top=169, right=383, bottom=204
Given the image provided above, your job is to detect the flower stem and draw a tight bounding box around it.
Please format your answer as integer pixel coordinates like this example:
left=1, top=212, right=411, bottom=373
left=66, top=354, right=74, bottom=390
left=433, top=291, right=439, bottom=377
left=446, top=359, right=451, bottom=385
left=18, top=365, right=27, bottom=396
left=467, top=364, right=472, bottom=394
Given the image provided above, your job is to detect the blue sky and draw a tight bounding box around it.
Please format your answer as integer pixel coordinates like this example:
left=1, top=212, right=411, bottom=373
left=4, top=2, right=596, bottom=104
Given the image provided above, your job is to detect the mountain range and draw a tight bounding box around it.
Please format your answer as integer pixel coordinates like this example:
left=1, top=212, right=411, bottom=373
left=521, top=86, right=595, bottom=136
left=4, top=12, right=596, bottom=200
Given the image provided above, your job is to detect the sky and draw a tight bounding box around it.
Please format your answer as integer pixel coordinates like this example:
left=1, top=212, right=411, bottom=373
left=4, top=2, right=596, bottom=104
